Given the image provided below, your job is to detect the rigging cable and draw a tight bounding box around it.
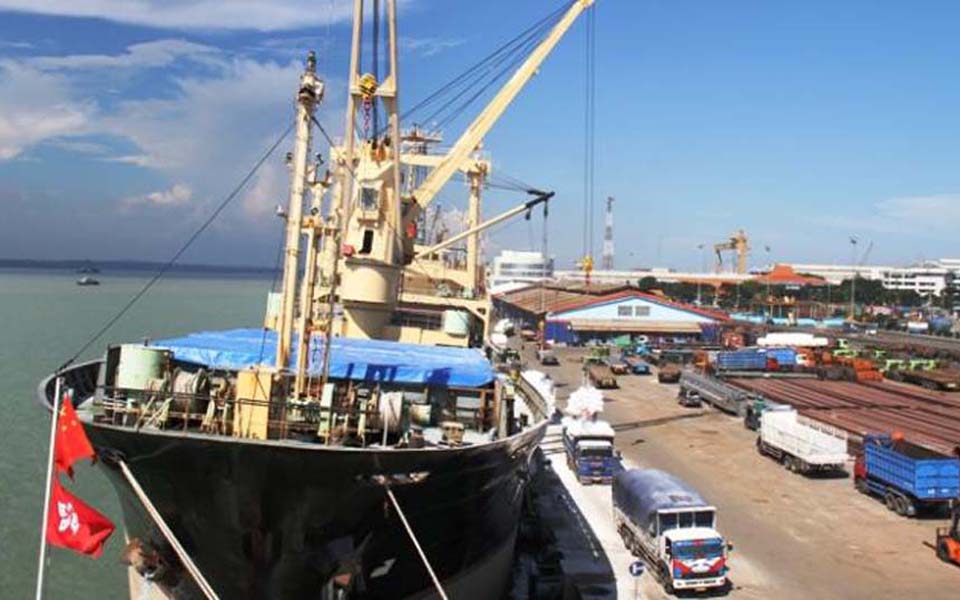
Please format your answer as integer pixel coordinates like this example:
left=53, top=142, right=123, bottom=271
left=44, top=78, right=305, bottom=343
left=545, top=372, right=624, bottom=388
left=582, top=4, right=596, bottom=261
left=55, top=122, right=296, bottom=373
left=427, top=11, right=564, bottom=132
left=383, top=2, right=570, bottom=134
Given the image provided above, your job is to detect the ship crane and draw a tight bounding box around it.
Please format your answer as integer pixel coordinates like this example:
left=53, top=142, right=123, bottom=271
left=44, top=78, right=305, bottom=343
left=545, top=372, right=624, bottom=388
left=714, top=229, right=750, bottom=274
left=303, top=0, right=597, bottom=346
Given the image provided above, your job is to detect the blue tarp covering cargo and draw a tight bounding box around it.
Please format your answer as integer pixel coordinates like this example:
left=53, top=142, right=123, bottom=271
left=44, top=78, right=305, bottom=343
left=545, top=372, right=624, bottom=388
left=715, top=349, right=767, bottom=371
left=152, top=328, right=495, bottom=387
left=613, top=469, right=710, bottom=529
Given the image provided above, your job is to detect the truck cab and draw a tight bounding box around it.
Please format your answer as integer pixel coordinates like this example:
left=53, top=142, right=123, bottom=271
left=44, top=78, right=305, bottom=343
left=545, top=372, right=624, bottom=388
left=661, top=523, right=728, bottom=591
left=563, top=419, right=621, bottom=484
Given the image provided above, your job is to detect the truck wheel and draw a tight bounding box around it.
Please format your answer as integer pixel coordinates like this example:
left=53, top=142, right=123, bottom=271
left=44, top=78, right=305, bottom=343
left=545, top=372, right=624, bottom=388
left=854, top=478, right=868, bottom=495
left=756, top=437, right=764, bottom=455
left=883, top=492, right=896, bottom=511
left=938, top=540, right=951, bottom=562
left=894, top=496, right=909, bottom=516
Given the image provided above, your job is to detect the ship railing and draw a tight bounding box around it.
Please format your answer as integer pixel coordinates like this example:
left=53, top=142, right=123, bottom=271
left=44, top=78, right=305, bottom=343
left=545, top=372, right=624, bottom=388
left=95, top=384, right=498, bottom=446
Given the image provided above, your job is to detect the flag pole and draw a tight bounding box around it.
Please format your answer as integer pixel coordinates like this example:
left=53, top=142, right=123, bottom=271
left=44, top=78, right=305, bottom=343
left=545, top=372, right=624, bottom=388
left=35, top=376, right=62, bottom=600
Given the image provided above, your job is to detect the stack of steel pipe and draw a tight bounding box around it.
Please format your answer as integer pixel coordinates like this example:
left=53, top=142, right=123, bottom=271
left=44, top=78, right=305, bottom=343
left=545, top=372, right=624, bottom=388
left=729, top=378, right=960, bottom=455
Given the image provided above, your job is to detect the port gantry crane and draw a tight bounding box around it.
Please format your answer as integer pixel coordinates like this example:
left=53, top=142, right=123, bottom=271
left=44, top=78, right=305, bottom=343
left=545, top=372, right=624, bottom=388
left=271, top=0, right=597, bottom=394
left=714, top=229, right=750, bottom=274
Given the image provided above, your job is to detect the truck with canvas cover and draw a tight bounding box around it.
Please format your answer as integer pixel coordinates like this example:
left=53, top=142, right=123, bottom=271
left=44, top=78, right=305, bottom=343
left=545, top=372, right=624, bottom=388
left=854, top=434, right=960, bottom=517
left=757, top=406, right=848, bottom=474
left=563, top=419, right=620, bottom=484
left=585, top=363, right=617, bottom=388
left=613, top=469, right=730, bottom=593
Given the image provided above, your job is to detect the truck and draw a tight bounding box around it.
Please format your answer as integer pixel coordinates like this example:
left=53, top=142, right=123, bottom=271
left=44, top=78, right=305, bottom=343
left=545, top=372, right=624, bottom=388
left=585, top=363, right=617, bottom=388
left=657, top=363, right=682, bottom=384
left=563, top=419, right=621, bottom=484
left=743, top=395, right=786, bottom=430
left=623, top=356, right=651, bottom=375
left=756, top=406, right=849, bottom=474
left=613, top=469, right=731, bottom=593
left=714, top=349, right=768, bottom=372
left=853, top=434, right=960, bottom=517
left=679, top=370, right=753, bottom=416
left=888, top=367, right=960, bottom=391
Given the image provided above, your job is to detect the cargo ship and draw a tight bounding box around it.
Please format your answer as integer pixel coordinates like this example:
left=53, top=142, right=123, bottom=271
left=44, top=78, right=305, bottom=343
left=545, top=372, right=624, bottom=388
left=35, top=1, right=594, bottom=598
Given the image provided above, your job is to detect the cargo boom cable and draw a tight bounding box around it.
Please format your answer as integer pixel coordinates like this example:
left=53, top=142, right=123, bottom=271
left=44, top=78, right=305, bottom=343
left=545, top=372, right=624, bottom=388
left=55, top=122, right=295, bottom=374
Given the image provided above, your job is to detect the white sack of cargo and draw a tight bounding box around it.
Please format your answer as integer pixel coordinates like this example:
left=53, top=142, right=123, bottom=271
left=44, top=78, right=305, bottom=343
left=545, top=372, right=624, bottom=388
left=561, top=417, right=615, bottom=440
left=756, top=332, right=828, bottom=348
left=565, top=385, right=604, bottom=418
left=489, top=332, right=508, bottom=349
left=759, top=406, right=848, bottom=470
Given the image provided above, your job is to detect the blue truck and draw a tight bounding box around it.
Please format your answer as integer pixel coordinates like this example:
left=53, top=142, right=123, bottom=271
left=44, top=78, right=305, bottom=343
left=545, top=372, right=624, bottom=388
left=563, top=419, right=621, bottom=484
left=714, top=347, right=798, bottom=373
left=854, top=434, right=960, bottom=517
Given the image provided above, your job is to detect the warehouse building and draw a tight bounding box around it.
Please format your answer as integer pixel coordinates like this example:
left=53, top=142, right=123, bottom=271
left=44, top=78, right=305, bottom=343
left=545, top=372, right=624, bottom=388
left=493, top=282, right=726, bottom=344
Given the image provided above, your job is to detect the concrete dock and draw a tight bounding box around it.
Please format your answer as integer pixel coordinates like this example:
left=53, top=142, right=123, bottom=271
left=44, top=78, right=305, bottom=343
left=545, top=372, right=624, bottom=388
left=517, top=345, right=960, bottom=599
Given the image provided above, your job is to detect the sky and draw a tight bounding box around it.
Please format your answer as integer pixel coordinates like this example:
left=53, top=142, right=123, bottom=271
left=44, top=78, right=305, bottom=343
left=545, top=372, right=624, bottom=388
left=1, top=0, right=959, bottom=271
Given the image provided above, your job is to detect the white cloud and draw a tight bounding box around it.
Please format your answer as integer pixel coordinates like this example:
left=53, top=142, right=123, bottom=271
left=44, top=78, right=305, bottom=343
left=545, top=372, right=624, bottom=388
left=0, top=61, right=91, bottom=159
left=122, top=183, right=193, bottom=208
left=0, top=40, right=33, bottom=49
left=29, top=39, right=219, bottom=70
left=401, top=37, right=466, bottom=57
left=101, top=58, right=303, bottom=172
left=0, top=1, right=357, bottom=31
left=815, top=194, right=960, bottom=237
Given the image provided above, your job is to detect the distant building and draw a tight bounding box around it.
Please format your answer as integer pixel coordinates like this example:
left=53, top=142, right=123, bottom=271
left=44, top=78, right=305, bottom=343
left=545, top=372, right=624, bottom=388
left=788, top=259, right=960, bottom=297
left=492, top=281, right=726, bottom=343
left=488, top=250, right=553, bottom=292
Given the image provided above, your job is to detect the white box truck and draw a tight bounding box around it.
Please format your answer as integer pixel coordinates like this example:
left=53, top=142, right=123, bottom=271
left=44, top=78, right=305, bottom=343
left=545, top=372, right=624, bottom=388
left=757, top=405, right=848, bottom=474
left=613, top=469, right=731, bottom=593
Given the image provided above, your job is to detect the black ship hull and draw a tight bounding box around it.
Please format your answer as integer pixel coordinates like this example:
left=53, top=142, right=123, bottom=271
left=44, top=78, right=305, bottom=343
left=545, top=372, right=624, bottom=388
left=38, top=362, right=547, bottom=599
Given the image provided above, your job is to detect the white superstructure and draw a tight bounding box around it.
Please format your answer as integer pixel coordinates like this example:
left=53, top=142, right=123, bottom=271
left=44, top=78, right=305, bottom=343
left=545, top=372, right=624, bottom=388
left=488, top=250, right=554, bottom=290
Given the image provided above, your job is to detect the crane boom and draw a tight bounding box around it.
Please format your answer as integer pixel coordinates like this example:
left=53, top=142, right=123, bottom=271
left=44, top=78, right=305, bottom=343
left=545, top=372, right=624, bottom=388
left=411, top=0, right=595, bottom=208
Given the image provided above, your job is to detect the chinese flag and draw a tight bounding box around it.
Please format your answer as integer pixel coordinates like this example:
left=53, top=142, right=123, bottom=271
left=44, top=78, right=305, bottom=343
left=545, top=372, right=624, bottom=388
left=54, top=393, right=95, bottom=477
left=46, top=478, right=115, bottom=558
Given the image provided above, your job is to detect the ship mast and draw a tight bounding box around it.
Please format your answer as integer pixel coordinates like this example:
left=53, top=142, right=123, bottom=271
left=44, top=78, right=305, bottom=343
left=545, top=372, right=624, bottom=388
left=276, top=52, right=325, bottom=372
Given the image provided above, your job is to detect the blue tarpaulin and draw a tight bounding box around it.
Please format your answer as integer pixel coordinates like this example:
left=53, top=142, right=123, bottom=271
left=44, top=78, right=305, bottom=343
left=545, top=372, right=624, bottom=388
left=152, top=328, right=494, bottom=387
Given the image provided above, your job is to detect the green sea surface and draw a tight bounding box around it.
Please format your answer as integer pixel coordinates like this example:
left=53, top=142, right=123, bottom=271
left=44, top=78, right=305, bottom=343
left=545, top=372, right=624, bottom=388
left=0, top=269, right=273, bottom=598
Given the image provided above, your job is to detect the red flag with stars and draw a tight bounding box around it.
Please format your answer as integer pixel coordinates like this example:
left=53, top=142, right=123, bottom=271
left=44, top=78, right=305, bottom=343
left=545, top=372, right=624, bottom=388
left=45, top=477, right=115, bottom=558
left=54, top=393, right=95, bottom=477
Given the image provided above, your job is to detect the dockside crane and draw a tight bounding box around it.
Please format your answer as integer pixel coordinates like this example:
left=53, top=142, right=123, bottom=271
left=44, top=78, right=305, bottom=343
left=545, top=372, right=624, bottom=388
left=714, top=230, right=750, bottom=274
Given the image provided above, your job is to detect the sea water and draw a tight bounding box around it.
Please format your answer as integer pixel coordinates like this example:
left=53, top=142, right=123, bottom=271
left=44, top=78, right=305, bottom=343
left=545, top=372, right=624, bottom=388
left=0, top=268, right=272, bottom=598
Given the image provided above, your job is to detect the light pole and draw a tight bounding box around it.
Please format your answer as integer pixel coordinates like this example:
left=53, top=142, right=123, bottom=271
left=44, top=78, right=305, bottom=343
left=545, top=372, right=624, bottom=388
left=849, top=236, right=858, bottom=320
left=764, top=245, right=772, bottom=319
left=696, top=244, right=705, bottom=305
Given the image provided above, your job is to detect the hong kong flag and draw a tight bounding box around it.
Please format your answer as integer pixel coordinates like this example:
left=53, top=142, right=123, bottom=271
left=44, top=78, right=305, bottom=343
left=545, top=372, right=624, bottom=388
left=54, top=393, right=95, bottom=477
left=46, top=477, right=115, bottom=558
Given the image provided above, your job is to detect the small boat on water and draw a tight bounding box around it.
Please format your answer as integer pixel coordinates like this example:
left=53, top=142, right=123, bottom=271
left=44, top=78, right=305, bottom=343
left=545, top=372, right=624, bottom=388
left=76, top=276, right=100, bottom=286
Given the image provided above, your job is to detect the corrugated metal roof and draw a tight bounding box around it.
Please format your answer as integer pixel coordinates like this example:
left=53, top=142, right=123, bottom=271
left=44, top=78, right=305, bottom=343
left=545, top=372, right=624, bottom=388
left=494, top=282, right=727, bottom=322
left=562, top=319, right=703, bottom=333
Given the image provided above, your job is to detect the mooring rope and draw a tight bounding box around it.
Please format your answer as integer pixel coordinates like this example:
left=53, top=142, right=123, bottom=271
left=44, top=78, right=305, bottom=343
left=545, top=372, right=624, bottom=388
left=384, top=486, right=449, bottom=600
left=118, top=461, right=219, bottom=600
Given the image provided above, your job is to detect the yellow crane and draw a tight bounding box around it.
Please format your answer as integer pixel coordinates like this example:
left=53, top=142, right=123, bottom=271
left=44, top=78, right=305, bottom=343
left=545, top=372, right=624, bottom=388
left=714, top=230, right=750, bottom=274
